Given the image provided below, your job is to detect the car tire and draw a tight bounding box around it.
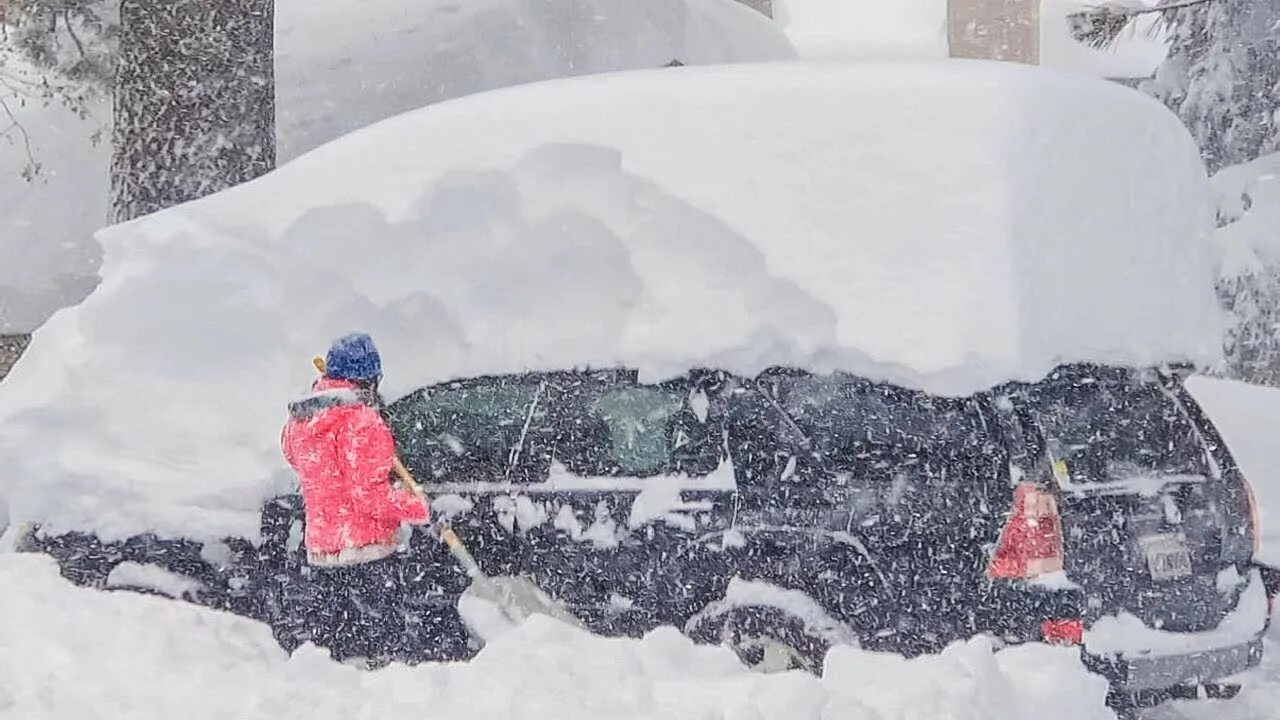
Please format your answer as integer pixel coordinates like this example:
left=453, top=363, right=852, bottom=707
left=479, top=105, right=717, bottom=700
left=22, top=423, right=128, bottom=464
left=688, top=605, right=830, bottom=674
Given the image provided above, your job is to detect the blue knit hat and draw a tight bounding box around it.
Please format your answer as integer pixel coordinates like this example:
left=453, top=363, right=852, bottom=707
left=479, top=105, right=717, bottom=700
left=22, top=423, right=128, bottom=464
left=325, top=333, right=382, bottom=381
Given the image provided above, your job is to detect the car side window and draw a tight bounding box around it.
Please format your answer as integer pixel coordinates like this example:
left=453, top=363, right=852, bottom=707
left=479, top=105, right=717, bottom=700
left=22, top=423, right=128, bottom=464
left=590, top=386, right=685, bottom=475
left=384, top=377, right=549, bottom=483
left=553, top=373, right=725, bottom=478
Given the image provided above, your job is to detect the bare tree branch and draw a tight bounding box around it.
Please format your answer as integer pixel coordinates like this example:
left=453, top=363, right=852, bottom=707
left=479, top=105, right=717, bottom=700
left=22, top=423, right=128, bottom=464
left=62, top=10, right=89, bottom=60
left=0, top=93, right=42, bottom=181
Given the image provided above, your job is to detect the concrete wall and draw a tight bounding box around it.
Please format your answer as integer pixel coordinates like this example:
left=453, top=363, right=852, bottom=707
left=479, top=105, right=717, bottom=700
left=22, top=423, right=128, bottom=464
left=948, top=0, right=1039, bottom=64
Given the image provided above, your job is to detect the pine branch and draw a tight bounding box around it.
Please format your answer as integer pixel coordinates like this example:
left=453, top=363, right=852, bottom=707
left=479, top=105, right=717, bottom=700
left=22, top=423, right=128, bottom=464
left=1067, top=0, right=1216, bottom=49
left=0, top=92, right=42, bottom=181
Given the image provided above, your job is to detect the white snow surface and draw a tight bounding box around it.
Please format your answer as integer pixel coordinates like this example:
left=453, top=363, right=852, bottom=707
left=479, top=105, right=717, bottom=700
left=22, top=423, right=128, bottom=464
left=0, top=60, right=1219, bottom=543
left=0, top=0, right=792, bottom=335
left=0, top=553, right=1117, bottom=720
left=105, top=561, right=206, bottom=599
left=686, top=577, right=862, bottom=649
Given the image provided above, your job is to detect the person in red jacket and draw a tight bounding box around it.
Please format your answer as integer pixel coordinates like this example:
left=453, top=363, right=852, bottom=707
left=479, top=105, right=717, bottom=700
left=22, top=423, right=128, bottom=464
left=282, top=332, right=430, bottom=567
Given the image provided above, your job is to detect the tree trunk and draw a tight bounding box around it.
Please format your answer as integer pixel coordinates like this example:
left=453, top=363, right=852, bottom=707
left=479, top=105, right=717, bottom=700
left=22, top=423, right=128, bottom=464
left=736, top=0, right=772, bottom=17
left=948, top=0, right=1040, bottom=64
left=0, top=334, right=32, bottom=383
left=109, top=0, right=275, bottom=223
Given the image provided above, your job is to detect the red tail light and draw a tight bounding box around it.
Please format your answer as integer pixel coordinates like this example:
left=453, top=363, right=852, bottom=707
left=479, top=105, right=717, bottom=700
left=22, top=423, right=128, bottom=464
left=1041, top=619, right=1083, bottom=645
left=988, top=483, right=1064, bottom=580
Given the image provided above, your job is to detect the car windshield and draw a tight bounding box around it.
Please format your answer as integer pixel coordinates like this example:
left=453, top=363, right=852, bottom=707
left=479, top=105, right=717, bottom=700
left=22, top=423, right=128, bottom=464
left=1029, top=371, right=1205, bottom=481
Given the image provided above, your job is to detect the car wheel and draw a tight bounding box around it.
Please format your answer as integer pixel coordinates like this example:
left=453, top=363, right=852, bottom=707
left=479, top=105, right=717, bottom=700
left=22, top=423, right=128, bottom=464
left=690, top=605, right=829, bottom=674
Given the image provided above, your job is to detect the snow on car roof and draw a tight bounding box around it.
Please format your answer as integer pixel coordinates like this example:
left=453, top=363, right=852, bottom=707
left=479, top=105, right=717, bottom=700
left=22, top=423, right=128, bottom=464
left=0, top=60, right=1222, bottom=542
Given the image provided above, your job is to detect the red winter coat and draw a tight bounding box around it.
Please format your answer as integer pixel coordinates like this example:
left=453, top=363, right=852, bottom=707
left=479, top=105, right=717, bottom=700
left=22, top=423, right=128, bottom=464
left=281, top=377, right=429, bottom=567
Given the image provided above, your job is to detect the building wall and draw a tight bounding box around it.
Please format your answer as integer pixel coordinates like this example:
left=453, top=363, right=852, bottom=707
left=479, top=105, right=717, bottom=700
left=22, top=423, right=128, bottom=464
left=948, top=0, right=1039, bottom=64
left=737, top=0, right=772, bottom=18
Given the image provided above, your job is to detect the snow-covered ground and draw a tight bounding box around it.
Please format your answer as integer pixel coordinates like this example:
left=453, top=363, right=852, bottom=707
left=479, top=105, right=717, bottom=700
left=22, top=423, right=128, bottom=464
left=0, top=552, right=1114, bottom=720
left=0, top=0, right=792, bottom=336
left=0, top=60, right=1217, bottom=544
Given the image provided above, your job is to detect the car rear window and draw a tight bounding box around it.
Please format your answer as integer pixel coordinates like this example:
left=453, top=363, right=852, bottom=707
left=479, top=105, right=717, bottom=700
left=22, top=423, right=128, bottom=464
left=1024, top=368, right=1206, bottom=482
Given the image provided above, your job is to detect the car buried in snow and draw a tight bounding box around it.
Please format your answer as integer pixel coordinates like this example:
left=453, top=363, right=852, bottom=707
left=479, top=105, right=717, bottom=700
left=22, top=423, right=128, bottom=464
left=6, top=60, right=1272, bottom=716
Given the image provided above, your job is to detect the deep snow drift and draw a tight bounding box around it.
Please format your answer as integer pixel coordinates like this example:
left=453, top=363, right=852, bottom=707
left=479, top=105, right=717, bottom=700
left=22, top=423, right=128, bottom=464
left=0, top=553, right=1115, bottom=720
left=0, top=61, right=1219, bottom=543
left=0, top=0, right=792, bottom=335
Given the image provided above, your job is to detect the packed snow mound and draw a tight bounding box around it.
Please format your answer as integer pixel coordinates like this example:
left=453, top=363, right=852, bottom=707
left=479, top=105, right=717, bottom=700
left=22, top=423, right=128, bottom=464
left=1213, top=152, right=1280, bottom=278
left=0, top=0, right=793, bottom=335
left=0, top=554, right=1115, bottom=720
left=0, top=60, right=1219, bottom=542
left=0, top=51, right=108, bottom=335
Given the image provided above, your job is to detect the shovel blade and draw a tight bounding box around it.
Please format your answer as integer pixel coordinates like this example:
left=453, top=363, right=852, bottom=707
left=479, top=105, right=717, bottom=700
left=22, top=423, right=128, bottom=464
left=468, top=575, right=584, bottom=629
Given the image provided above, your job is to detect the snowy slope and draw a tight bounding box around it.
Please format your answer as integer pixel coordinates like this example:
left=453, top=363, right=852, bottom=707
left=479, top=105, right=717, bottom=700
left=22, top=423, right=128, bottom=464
left=0, top=553, right=1115, bottom=720
left=0, top=60, right=1220, bottom=543
left=0, top=0, right=793, bottom=335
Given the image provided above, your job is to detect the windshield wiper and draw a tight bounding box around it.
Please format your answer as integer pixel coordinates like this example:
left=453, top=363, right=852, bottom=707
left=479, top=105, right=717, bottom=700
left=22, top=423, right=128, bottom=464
left=505, top=380, right=546, bottom=481
left=757, top=380, right=811, bottom=449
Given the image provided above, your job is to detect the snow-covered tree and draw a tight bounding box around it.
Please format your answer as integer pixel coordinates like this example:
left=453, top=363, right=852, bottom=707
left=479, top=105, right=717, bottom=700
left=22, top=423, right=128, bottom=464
left=1071, top=0, right=1280, bottom=174
left=1, top=0, right=114, bottom=180
left=2, top=0, right=117, bottom=86
left=1072, top=1, right=1280, bottom=385
left=109, top=0, right=275, bottom=222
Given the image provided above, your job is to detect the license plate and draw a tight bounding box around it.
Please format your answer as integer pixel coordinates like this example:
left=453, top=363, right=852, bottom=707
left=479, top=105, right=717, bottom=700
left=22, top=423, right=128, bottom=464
left=1139, top=534, right=1192, bottom=582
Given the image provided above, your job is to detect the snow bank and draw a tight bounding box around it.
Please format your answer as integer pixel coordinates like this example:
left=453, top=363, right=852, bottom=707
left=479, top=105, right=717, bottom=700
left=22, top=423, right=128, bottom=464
left=1213, top=152, right=1280, bottom=278
left=1187, top=375, right=1280, bottom=566
left=0, top=60, right=1218, bottom=542
left=0, top=0, right=793, bottom=336
left=0, top=554, right=1115, bottom=720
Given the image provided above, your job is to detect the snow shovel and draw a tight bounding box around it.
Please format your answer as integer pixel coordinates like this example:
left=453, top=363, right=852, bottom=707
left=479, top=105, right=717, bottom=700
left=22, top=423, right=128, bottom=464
left=310, top=355, right=582, bottom=630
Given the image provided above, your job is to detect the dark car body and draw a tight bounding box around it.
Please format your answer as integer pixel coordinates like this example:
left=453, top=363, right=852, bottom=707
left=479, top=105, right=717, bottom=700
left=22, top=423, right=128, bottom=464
left=25, top=363, right=1268, bottom=705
